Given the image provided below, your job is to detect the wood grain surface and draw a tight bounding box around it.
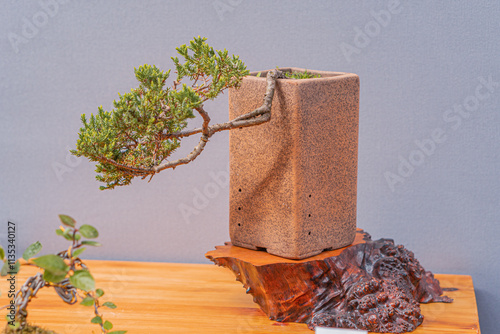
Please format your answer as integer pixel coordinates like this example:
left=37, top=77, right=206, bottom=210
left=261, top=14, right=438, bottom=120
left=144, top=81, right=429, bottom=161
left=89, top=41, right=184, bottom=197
left=0, top=260, right=480, bottom=333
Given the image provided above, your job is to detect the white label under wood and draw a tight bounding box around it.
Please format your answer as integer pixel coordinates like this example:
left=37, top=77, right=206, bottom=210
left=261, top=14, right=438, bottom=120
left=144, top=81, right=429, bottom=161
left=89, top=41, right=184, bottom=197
left=315, top=327, right=368, bottom=334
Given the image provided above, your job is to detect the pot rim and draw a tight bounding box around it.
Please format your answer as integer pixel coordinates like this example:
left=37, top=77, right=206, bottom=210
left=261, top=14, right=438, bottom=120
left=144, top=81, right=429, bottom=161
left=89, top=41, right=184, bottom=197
left=248, top=67, right=357, bottom=81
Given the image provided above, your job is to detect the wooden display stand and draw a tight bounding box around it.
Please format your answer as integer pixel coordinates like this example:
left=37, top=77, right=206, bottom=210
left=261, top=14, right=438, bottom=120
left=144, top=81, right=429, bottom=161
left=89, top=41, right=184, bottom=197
left=0, top=258, right=480, bottom=333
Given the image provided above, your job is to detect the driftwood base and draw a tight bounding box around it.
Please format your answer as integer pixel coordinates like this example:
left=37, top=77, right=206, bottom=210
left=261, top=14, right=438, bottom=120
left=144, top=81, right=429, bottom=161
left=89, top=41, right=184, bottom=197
left=205, top=229, right=452, bottom=333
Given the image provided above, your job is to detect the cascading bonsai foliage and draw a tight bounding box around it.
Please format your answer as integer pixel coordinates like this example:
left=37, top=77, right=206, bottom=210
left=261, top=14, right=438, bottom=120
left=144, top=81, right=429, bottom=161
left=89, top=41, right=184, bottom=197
left=71, top=36, right=282, bottom=189
left=1, top=216, right=125, bottom=334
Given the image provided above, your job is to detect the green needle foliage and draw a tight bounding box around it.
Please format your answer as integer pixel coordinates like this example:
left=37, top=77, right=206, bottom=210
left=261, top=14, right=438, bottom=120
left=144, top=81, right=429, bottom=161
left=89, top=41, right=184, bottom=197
left=71, top=36, right=248, bottom=190
left=1, top=215, right=125, bottom=334
left=284, top=69, right=321, bottom=79
left=256, top=68, right=321, bottom=79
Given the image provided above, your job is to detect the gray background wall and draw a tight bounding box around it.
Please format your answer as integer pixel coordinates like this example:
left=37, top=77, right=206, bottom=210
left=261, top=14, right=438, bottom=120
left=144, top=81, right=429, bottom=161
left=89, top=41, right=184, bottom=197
left=1, top=1, right=498, bottom=332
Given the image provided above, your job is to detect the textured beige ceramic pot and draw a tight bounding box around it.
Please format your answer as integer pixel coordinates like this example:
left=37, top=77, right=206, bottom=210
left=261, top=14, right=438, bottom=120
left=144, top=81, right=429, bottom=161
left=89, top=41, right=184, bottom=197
left=229, top=68, right=359, bottom=259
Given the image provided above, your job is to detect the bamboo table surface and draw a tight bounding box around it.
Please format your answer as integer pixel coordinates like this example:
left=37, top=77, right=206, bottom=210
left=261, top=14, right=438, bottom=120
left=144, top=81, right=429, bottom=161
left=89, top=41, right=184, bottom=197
left=0, top=260, right=480, bottom=334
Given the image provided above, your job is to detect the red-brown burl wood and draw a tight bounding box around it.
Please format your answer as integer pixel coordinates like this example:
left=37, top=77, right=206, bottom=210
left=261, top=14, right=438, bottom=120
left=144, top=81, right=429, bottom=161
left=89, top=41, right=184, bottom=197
left=206, top=229, right=452, bottom=333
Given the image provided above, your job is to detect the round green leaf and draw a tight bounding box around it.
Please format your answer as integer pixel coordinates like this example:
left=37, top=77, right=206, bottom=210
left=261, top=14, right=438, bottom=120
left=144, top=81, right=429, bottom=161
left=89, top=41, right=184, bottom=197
left=10, top=260, right=21, bottom=274
left=81, top=241, right=102, bottom=247
left=1, top=261, right=9, bottom=276
left=95, top=288, right=104, bottom=297
left=103, top=301, right=117, bottom=309
left=23, top=241, right=42, bottom=261
left=80, top=296, right=95, bottom=306
left=11, top=260, right=21, bottom=275
left=0, top=246, right=5, bottom=261
left=90, top=316, right=102, bottom=324
left=79, top=224, right=99, bottom=239
left=62, top=229, right=74, bottom=241
left=32, top=255, right=69, bottom=276
left=59, top=214, right=76, bottom=227
left=43, top=270, right=67, bottom=284
left=72, top=247, right=86, bottom=258
left=3, top=260, right=20, bottom=276
left=70, top=270, right=95, bottom=291
left=103, top=320, right=113, bottom=330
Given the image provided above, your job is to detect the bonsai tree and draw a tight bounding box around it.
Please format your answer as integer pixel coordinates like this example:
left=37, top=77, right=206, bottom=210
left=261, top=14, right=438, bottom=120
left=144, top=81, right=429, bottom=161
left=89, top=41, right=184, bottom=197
left=1, top=216, right=125, bottom=334
left=72, top=36, right=284, bottom=189
left=66, top=37, right=454, bottom=334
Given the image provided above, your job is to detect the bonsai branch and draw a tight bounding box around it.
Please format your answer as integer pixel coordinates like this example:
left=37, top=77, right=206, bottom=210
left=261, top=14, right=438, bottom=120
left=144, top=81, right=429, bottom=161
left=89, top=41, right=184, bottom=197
left=161, top=69, right=281, bottom=140
left=98, top=69, right=281, bottom=178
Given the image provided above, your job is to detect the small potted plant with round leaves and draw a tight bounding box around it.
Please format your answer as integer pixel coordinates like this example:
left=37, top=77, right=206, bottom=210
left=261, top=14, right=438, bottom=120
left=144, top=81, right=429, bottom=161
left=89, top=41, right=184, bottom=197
left=1, top=215, right=126, bottom=334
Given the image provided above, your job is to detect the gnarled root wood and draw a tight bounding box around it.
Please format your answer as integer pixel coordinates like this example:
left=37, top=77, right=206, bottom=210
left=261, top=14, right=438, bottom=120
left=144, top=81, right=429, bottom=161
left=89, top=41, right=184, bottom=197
left=206, top=229, right=452, bottom=333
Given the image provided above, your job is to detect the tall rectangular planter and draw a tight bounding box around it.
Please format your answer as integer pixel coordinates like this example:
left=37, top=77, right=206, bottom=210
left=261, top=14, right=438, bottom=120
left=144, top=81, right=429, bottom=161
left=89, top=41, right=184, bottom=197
left=229, top=68, right=359, bottom=259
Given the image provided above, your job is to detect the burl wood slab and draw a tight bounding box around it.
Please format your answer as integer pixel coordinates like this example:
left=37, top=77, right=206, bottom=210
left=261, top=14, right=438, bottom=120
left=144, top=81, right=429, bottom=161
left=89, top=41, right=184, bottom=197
left=206, top=229, right=452, bottom=333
